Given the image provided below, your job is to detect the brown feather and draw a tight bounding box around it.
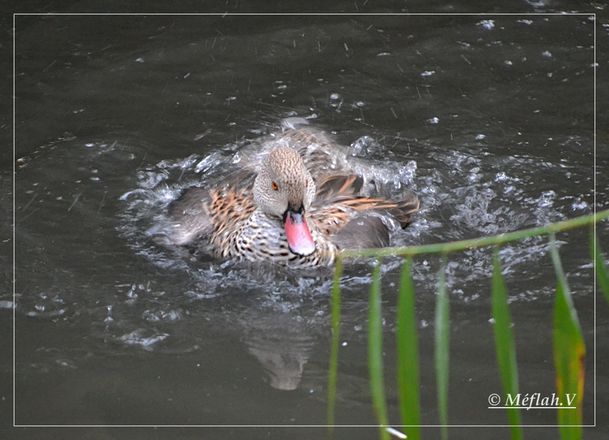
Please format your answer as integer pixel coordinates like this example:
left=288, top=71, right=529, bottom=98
left=315, top=174, right=364, bottom=199
left=310, top=171, right=420, bottom=244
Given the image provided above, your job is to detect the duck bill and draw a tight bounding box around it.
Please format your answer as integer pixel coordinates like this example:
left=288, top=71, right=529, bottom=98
left=284, top=210, right=316, bottom=256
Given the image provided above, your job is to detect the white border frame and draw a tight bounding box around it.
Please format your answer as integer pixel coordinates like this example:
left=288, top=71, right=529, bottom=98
left=12, top=11, right=597, bottom=430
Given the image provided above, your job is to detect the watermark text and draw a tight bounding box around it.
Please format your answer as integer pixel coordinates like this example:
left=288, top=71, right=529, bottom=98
left=487, top=392, right=577, bottom=410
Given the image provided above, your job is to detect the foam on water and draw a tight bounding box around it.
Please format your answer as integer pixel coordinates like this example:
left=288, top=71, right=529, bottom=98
left=116, top=119, right=584, bottom=307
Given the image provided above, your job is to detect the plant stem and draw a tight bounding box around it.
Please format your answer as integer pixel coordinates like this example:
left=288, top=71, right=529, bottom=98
left=327, top=256, right=343, bottom=431
left=340, top=209, right=609, bottom=259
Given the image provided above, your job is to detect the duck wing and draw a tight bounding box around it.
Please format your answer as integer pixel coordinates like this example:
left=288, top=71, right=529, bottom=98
left=310, top=174, right=420, bottom=249
left=166, top=187, right=212, bottom=245
left=166, top=186, right=256, bottom=248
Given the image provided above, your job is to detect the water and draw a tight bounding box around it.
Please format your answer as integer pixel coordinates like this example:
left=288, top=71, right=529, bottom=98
left=4, top=4, right=609, bottom=440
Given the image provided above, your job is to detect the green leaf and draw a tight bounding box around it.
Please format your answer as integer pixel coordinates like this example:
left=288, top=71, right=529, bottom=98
left=396, top=257, right=422, bottom=440
left=369, top=260, right=389, bottom=440
left=491, top=250, right=523, bottom=440
left=592, top=232, right=609, bottom=304
left=327, top=256, right=344, bottom=432
left=434, top=257, right=450, bottom=440
left=550, top=234, right=585, bottom=440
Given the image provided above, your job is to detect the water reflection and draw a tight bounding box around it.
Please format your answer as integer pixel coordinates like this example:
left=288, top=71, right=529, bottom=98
left=241, top=308, right=318, bottom=391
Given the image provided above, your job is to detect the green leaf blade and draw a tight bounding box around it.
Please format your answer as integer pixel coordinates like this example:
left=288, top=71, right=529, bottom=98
left=434, top=257, right=450, bottom=440
left=592, top=232, right=609, bottom=303
left=396, top=257, right=422, bottom=440
left=491, top=250, right=523, bottom=440
left=550, top=234, right=586, bottom=440
left=327, top=256, right=344, bottom=431
left=369, top=260, right=390, bottom=440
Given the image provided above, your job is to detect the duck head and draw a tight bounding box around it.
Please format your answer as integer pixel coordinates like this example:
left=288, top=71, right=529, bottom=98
left=253, top=147, right=317, bottom=256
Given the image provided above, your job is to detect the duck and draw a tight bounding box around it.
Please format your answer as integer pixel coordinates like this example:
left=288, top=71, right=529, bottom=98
left=165, top=126, right=419, bottom=268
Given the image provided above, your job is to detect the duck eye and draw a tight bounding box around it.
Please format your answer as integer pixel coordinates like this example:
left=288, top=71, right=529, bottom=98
left=271, top=181, right=279, bottom=191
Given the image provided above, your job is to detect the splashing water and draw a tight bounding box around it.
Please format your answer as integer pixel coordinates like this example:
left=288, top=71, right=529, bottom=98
left=116, top=119, right=582, bottom=304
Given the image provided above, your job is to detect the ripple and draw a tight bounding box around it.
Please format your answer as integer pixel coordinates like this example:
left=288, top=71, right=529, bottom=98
left=118, top=329, right=170, bottom=350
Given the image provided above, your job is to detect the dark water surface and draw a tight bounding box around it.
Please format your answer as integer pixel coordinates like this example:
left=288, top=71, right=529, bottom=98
left=4, top=2, right=609, bottom=440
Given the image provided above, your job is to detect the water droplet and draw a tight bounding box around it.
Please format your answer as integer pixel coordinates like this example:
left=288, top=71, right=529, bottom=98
left=538, top=190, right=556, bottom=208
left=495, top=172, right=507, bottom=182
left=0, top=301, right=15, bottom=310
left=571, top=199, right=589, bottom=211
left=477, top=19, right=495, bottom=30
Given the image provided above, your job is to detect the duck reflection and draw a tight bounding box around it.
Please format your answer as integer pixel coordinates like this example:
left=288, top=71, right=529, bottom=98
left=239, top=304, right=321, bottom=391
